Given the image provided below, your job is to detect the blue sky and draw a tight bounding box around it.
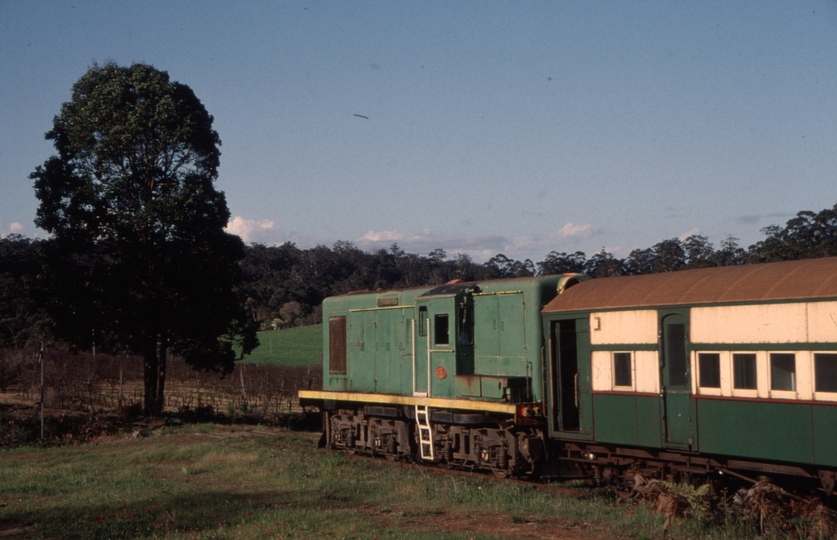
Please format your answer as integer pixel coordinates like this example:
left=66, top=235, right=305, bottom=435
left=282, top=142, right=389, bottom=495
left=2, top=1, right=835, bottom=263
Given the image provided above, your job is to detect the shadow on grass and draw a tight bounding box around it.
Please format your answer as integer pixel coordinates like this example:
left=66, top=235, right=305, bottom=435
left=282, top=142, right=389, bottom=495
left=3, top=487, right=350, bottom=539
left=0, top=403, right=322, bottom=448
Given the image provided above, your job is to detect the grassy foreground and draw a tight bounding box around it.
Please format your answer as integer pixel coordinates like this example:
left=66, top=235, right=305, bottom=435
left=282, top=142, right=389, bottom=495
left=244, top=325, right=322, bottom=366
left=0, top=424, right=674, bottom=540
left=4, top=423, right=814, bottom=540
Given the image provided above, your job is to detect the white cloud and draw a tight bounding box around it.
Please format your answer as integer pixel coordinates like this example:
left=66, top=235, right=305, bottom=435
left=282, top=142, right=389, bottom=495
left=678, top=227, right=701, bottom=240
left=489, top=223, right=600, bottom=260
left=358, top=230, right=406, bottom=242
left=356, top=229, right=507, bottom=260
left=225, top=216, right=283, bottom=244
left=353, top=223, right=606, bottom=263
left=225, top=220, right=605, bottom=263
left=555, top=222, right=595, bottom=239
left=0, top=221, right=25, bottom=237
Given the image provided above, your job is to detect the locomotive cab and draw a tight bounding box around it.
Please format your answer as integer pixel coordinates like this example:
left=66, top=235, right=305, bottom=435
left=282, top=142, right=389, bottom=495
left=414, top=281, right=541, bottom=403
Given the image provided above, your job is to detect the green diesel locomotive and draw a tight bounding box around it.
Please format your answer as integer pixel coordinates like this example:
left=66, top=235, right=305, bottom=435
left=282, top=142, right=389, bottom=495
left=300, top=257, right=837, bottom=492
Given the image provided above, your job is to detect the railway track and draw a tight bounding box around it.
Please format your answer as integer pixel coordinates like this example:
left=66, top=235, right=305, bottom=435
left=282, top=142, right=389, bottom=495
left=334, top=446, right=837, bottom=535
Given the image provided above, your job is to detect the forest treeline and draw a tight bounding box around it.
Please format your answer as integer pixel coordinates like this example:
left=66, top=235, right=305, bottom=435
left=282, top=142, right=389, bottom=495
left=2, top=203, right=837, bottom=350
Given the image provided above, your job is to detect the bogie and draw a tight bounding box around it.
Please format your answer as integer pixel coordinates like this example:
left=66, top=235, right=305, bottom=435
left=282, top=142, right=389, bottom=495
left=328, top=409, right=413, bottom=461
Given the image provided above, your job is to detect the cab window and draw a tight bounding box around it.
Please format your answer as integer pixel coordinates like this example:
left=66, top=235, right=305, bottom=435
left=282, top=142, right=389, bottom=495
left=434, top=314, right=449, bottom=345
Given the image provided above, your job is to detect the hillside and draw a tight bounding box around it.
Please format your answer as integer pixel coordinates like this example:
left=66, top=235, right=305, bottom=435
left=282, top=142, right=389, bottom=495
left=244, top=325, right=322, bottom=367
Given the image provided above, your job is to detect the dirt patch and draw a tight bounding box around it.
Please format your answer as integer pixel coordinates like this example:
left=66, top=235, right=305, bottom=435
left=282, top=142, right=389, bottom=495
left=0, top=526, right=36, bottom=538
left=357, top=505, right=612, bottom=540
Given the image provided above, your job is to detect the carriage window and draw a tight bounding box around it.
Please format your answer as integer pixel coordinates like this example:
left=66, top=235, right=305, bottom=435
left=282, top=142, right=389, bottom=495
left=613, top=352, right=632, bottom=387
left=666, top=323, right=688, bottom=386
left=733, top=353, right=757, bottom=389
left=434, top=314, right=449, bottom=345
left=698, top=353, right=721, bottom=388
left=815, top=353, right=837, bottom=393
left=770, top=353, right=796, bottom=391
left=328, top=316, right=347, bottom=375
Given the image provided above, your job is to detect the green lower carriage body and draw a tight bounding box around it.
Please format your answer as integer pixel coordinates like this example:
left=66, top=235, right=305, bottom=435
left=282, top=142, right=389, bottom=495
left=590, top=394, right=662, bottom=449
left=302, top=258, right=837, bottom=491
left=590, top=394, right=837, bottom=468
left=697, top=399, right=837, bottom=468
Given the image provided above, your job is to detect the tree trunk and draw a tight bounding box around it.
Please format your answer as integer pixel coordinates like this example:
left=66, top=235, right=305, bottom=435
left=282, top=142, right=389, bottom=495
left=143, top=347, right=159, bottom=417
left=156, top=337, right=167, bottom=416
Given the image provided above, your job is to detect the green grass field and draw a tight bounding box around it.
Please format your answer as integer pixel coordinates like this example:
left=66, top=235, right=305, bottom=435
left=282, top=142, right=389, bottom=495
left=0, top=424, right=821, bottom=539
left=243, top=325, right=322, bottom=366
left=0, top=425, right=629, bottom=540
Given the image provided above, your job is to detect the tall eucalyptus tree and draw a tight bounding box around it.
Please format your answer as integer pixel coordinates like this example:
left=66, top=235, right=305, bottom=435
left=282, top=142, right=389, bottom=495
left=32, top=62, right=257, bottom=415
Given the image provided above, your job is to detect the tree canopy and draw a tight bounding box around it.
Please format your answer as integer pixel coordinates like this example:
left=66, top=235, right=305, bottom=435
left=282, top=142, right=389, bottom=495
left=31, top=62, right=257, bottom=415
left=0, top=235, right=48, bottom=349
left=748, top=204, right=837, bottom=263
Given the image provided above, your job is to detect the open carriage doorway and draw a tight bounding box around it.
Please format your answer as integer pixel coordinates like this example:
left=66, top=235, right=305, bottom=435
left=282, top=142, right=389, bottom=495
left=552, top=319, right=580, bottom=431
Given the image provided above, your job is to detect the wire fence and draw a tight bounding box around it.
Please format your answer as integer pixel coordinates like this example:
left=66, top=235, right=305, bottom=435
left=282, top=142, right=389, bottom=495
left=0, top=347, right=322, bottom=417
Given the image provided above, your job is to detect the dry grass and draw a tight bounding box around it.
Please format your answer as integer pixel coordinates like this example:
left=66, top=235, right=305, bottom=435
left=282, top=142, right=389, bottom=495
left=629, top=473, right=837, bottom=538
left=733, top=479, right=837, bottom=537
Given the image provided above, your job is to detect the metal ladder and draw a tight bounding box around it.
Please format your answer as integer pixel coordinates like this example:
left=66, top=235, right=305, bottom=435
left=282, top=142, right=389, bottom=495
left=415, top=404, right=434, bottom=460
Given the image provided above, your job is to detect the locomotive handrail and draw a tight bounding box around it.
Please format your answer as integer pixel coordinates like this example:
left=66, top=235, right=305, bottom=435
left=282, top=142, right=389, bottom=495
left=348, top=305, right=415, bottom=313
left=574, top=373, right=579, bottom=409
left=473, top=290, right=523, bottom=296
left=411, top=319, right=417, bottom=395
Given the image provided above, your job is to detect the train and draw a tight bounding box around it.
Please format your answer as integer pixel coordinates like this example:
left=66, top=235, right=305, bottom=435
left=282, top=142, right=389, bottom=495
left=299, top=257, right=837, bottom=494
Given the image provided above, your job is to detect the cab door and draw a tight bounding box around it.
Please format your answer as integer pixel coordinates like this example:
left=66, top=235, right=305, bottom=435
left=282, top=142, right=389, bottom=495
left=661, top=313, right=695, bottom=449
left=413, top=298, right=456, bottom=397
left=427, top=300, right=456, bottom=398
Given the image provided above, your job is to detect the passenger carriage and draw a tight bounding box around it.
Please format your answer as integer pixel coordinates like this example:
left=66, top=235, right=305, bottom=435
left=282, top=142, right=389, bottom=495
left=542, top=257, right=837, bottom=491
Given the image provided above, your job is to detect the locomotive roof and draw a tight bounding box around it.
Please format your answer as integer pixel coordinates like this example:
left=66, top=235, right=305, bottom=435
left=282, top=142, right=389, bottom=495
left=420, top=280, right=476, bottom=297
left=542, top=257, right=837, bottom=313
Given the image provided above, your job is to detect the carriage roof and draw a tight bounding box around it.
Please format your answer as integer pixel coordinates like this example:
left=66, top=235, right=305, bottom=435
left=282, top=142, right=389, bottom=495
left=542, top=257, right=837, bottom=313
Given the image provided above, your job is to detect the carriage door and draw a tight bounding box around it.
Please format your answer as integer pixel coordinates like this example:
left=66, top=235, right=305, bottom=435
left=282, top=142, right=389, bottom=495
left=549, top=317, right=592, bottom=436
left=553, top=319, right=580, bottom=431
left=661, top=313, right=695, bottom=449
